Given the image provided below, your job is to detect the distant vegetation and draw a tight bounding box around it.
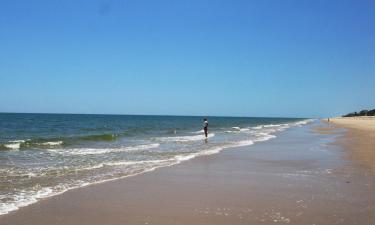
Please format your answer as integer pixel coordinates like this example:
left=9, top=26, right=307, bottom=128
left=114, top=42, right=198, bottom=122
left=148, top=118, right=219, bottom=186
left=343, top=109, right=375, bottom=117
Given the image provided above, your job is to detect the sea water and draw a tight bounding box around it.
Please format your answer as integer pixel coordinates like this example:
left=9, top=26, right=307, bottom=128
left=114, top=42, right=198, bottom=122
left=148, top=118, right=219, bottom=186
left=0, top=113, right=312, bottom=215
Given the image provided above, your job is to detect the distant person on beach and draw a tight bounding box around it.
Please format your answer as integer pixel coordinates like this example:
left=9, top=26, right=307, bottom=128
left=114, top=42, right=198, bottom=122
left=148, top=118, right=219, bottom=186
left=203, top=118, right=208, bottom=138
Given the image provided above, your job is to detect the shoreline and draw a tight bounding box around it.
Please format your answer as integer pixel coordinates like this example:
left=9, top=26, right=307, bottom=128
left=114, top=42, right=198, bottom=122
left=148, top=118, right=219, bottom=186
left=1, top=122, right=375, bottom=225
left=0, top=119, right=310, bottom=216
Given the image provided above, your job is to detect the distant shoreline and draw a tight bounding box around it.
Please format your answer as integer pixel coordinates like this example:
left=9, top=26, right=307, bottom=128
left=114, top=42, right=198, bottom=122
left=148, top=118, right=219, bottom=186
left=325, top=116, right=375, bottom=131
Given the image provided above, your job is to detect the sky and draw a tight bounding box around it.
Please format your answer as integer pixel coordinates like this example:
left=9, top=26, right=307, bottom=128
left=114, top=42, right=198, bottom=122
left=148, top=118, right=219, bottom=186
left=0, top=0, right=374, bottom=118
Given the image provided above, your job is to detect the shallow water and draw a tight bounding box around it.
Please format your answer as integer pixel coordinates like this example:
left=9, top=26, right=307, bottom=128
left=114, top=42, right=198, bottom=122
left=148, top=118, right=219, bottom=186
left=0, top=113, right=311, bottom=215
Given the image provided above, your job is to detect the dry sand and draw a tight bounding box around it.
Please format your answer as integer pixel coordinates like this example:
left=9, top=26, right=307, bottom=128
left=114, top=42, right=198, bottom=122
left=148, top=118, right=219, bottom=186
left=327, top=116, right=375, bottom=131
left=327, top=116, right=375, bottom=172
left=1, top=123, right=375, bottom=225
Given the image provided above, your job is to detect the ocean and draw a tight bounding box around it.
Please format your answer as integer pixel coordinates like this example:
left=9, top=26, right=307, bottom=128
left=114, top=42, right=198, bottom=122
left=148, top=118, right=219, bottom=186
left=0, top=113, right=311, bottom=215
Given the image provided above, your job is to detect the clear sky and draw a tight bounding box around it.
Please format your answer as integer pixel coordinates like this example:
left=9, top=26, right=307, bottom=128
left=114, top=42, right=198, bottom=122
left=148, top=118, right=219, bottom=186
left=0, top=0, right=374, bottom=118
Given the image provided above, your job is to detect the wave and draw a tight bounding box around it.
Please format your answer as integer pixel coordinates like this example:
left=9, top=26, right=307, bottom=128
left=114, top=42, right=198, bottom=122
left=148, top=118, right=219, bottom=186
left=1, top=126, right=280, bottom=200
left=0, top=133, right=259, bottom=215
left=0, top=139, right=63, bottom=150
left=4, top=141, right=24, bottom=150
left=156, top=133, right=215, bottom=142
left=0, top=140, right=27, bottom=150
left=0, top=187, right=54, bottom=215
left=0, top=118, right=314, bottom=216
left=79, top=133, right=118, bottom=141
left=225, top=127, right=251, bottom=133
left=0, top=133, right=120, bottom=151
left=249, top=123, right=292, bottom=132
left=103, top=159, right=170, bottom=167
left=167, top=139, right=256, bottom=164
left=48, top=143, right=160, bottom=156
left=294, top=119, right=314, bottom=126
left=254, top=134, right=276, bottom=142
left=263, top=124, right=282, bottom=128
left=190, top=129, right=204, bottom=134
left=38, top=141, right=64, bottom=146
left=0, top=158, right=174, bottom=216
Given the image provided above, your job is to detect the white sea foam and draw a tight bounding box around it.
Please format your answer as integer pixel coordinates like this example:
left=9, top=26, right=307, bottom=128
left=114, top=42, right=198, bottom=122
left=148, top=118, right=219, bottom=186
left=3, top=140, right=26, bottom=150
left=171, top=139, right=255, bottom=164
left=103, top=159, right=169, bottom=167
left=40, top=141, right=63, bottom=146
left=48, top=143, right=160, bottom=156
left=2, top=139, right=64, bottom=150
left=172, top=147, right=225, bottom=163
left=240, top=128, right=251, bottom=132
left=226, top=127, right=250, bottom=133
left=174, top=154, right=197, bottom=162
left=4, top=143, right=21, bottom=150
left=233, top=139, right=254, bottom=147
left=0, top=158, right=179, bottom=216
left=263, top=124, right=282, bottom=128
left=0, top=187, right=53, bottom=215
left=254, top=134, right=276, bottom=142
left=33, top=158, right=170, bottom=177
left=225, top=127, right=250, bottom=133
left=252, top=123, right=292, bottom=131
left=191, top=130, right=204, bottom=134
left=294, top=119, right=314, bottom=126
left=157, top=133, right=215, bottom=142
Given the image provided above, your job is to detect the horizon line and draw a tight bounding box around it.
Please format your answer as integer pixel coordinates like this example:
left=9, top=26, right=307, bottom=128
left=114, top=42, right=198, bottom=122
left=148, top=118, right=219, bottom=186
left=0, top=111, right=309, bottom=119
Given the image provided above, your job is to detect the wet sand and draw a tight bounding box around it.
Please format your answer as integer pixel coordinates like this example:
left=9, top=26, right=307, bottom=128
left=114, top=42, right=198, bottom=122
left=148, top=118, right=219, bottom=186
left=1, top=123, right=375, bottom=225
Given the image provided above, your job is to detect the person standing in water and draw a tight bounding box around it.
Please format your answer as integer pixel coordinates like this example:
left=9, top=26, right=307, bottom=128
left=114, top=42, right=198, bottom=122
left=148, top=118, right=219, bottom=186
left=203, top=118, right=208, bottom=138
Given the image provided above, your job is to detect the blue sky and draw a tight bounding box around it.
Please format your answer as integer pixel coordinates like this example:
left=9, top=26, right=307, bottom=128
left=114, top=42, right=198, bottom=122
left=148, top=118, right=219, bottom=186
left=0, top=0, right=374, bottom=118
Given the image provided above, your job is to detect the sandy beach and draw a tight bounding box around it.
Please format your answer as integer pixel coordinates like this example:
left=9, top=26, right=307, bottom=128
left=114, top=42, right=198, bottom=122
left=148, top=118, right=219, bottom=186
left=1, top=0, right=373, bottom=224
left=328, top=117, right=375, bottom=172
left=328, top=116, right=375, bottom=131
left=1, top=122, right=375, bottom=225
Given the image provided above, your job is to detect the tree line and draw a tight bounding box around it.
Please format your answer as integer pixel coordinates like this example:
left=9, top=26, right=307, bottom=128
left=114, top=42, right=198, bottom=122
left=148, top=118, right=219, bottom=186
left=343, top=109, right=375, bottom=117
